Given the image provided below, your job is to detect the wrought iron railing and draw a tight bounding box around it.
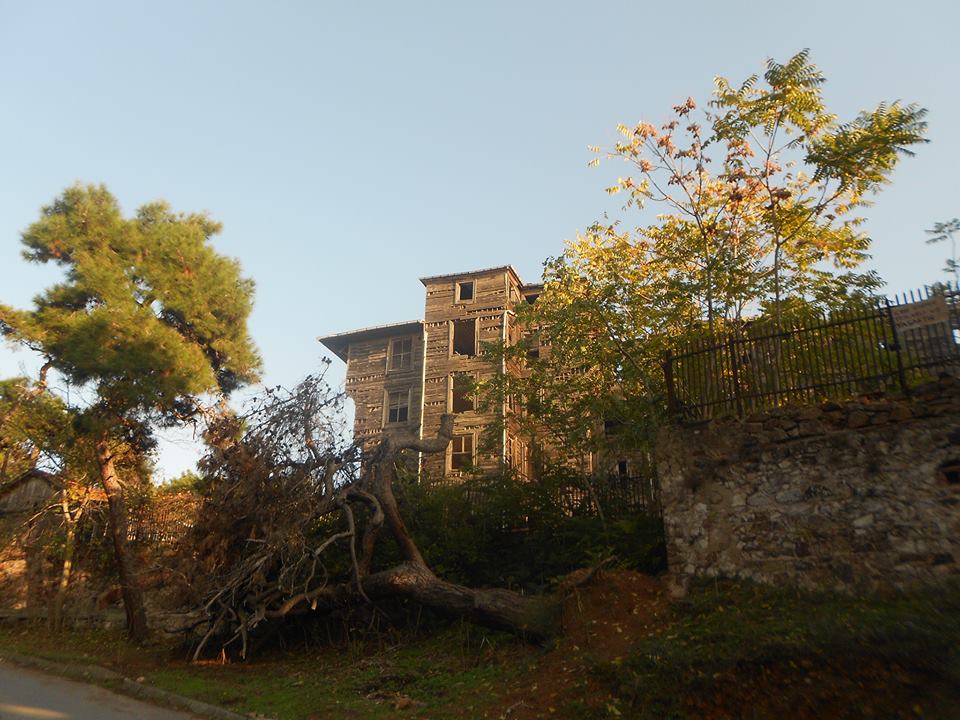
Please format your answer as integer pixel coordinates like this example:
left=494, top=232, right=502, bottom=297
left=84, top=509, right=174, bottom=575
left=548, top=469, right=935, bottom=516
left=664, top=285, right=960, bottom=420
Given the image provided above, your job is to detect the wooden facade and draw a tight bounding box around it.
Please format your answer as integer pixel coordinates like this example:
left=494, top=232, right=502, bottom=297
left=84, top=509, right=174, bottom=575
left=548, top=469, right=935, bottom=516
left=320, top=320, right=425, bottom=450
left=319, top=266, right=535, bottom=480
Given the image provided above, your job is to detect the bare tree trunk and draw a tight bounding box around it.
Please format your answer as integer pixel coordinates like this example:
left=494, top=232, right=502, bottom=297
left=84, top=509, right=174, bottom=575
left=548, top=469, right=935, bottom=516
left=377, top=468, right=427, bottom=567
left=24, top=524, right=45, bottom=610
left=190, top=409, right=568, bottom=657
left=368, top=415, right=456, bottom=568
left=96, top=436, right=148, bottom=643
left=364, top=416, right=561, bottom=640
left=50, top=493, right=76, bottom=632
left=362, top=562, right=559, bottom=640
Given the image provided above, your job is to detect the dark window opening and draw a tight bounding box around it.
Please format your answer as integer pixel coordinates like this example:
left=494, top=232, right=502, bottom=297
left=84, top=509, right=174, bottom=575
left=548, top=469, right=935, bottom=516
left=386, top=390, right=409, bottom=424
left=452, top=319, right=476, bottom=356
left=389, top=337, right=412, bottom=371
left=937, top=460, right=960, bottom=485
left=452, top=373, right=475, bottom=413
left=617, top=460, right=629, bottom=478
left=525, top=293, right=540, bottom=305
left=451, top=435, right=474, bottom=470
left=604, top=419, right=624, bottom=435
left=456, top=281, right=475, bottom=302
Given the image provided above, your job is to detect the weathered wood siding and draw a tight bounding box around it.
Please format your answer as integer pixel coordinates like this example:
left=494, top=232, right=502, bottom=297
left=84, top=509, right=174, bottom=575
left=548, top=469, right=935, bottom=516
left=345, top=331, right=424, bottom=451
left=332, top=267, right=553, bottom=481
left=420, top=269, right=521, bottom=479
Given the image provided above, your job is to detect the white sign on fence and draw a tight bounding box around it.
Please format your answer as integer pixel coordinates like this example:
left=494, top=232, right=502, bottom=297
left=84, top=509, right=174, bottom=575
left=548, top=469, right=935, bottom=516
left=890, top=295, right=952, bottom=334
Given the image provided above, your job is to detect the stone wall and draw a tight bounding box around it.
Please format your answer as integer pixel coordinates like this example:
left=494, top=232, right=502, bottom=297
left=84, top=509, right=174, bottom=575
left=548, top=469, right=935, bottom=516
left=655, top=376, right=960, bottom=592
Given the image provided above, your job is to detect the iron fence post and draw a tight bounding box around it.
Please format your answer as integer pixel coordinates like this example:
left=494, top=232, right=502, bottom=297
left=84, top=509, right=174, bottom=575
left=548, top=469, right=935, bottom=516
left=728, top=334, right=744, bottom=417
left=884, top=299, right=910, bottom=395
left=664, top=350, right=679, bottom=417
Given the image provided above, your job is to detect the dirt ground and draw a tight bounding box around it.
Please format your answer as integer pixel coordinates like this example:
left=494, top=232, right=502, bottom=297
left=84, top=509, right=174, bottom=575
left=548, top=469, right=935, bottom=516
left=495, top=570, right=666, bottom=719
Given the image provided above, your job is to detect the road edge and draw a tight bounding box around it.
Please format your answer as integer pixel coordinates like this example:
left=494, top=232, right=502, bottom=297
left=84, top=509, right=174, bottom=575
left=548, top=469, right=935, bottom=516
left=0, top=651, right=267, bottom=720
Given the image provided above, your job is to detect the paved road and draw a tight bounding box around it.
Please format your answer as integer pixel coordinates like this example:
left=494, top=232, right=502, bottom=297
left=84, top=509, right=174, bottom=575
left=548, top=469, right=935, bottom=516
left=0, top=660, right=198, bottom=720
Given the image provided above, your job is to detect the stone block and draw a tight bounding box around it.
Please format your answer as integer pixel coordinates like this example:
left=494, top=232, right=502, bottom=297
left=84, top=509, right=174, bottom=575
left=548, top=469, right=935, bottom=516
left=797, top=420, right=824, bottom=436
left=848, top=411, right=870, bottom=429
left=656, top=388, right=960, bottom=594
left=797, top=406, right=823, bottom=421
left=890, top=404, right=913, bottom=422
left=763, top=429, right=789, bottom=443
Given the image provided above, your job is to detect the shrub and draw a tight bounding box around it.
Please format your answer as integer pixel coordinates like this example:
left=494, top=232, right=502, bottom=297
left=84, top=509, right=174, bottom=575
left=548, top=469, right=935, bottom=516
left=392, top=471, right=666, bottom=590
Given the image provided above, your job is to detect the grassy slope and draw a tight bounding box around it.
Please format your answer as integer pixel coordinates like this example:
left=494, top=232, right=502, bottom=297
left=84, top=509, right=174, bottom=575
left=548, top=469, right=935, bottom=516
left=1, top=575, right=958, bottom=719
left=585, top=578, right=960, bottom=719
left=0, top=620, right=532, bottom=719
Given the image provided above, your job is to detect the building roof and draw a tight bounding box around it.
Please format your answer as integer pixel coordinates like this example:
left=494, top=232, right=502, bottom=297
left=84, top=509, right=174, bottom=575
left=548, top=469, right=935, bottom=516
left=318, top=320, right=422, bottom=362
left=419, top=265, right=524, bottom=287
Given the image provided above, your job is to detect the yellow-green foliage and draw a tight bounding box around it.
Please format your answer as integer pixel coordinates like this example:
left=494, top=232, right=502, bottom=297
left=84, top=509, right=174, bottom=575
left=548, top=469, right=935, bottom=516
left=0, top=184, right=261, bottom=435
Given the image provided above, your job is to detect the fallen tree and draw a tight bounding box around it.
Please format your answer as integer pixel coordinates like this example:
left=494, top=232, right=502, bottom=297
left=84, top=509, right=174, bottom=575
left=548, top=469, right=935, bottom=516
left=185, top=370, right=560, bottom=659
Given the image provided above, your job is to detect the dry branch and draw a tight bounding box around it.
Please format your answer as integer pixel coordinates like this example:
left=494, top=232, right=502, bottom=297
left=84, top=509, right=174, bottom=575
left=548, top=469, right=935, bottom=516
left=184, top=375, right=562, bottom=659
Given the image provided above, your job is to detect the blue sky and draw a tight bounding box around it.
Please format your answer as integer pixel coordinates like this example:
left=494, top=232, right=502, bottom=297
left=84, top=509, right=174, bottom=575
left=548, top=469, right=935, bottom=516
left=1, top=0, right=957, bottom=478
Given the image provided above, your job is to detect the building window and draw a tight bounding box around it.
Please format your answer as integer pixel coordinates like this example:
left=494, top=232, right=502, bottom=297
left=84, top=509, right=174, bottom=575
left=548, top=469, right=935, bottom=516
left=451, top=372, right=475, bottom=413
left=452, top=319, right=476, bottom=357
left=385, top=389, right=409, bottom=425
left=388, top=337, right=413, bottom=371
left=506, top=437, right=527, bottom=479
left=450, top=434, right=474, bottom=471
left=456, top=281, right=475, bottom=303
left=604, top=419, right=624, bottom=436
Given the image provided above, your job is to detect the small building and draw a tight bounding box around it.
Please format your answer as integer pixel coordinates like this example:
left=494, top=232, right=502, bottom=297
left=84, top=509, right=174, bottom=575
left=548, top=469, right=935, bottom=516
left=319, top=265, right=542, bottom=480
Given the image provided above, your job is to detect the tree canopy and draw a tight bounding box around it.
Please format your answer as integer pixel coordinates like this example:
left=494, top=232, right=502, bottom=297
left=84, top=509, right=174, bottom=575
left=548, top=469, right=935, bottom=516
left=0, top=183, right=262, bottom=641
left=925, top=218, right=960, bottom=286
left=0, top=184, right=261, bottom=434
left=0, top=373, right=67, bottom=482
left=592, top=49, right=927, bottom=329
left=494, top=51, right=928, bottom=465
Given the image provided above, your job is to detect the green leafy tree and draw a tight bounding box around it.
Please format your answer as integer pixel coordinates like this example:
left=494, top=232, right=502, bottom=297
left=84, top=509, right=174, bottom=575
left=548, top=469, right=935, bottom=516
left=925, top=218, right=960, bottom=286
left=494, top=51, right=927, bottom=464
left=156, top=469, right=206, bottom=495
left=595, top=49, right=927, bottom=329
left=0, top=371, right=99, bottom=627
left=0, top=369, right=64, bottom=484
left=483, top=226, right=673, bottom=472
left=0, top=184, right=261, bottom=641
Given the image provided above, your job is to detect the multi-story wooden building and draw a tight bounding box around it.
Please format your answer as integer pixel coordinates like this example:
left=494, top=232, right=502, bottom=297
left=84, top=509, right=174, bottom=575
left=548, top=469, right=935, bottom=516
left=319, top=266, right=542, bottom=479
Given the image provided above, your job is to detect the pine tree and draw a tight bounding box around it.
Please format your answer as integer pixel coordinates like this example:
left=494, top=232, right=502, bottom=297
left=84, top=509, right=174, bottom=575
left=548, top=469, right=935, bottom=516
left=0, top=184, right=261, bottom=641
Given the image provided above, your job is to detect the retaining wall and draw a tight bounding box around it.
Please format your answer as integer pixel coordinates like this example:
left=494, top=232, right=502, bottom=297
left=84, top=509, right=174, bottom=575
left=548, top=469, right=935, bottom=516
left=656, top=376, right=960, bottom=591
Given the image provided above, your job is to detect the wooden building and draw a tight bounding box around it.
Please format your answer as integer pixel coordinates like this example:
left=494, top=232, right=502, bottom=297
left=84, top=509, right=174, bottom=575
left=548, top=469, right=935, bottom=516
left=319, top=266, right=542, bottom=480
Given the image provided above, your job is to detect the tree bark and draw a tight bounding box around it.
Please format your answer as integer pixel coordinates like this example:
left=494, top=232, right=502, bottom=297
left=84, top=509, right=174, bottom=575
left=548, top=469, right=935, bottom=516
left=190, top=412, right=565, bottom=656
left=95, top=436, right=149, bottom=643
left=372, top=414, right=456, bottom=566
left=50, top=493, right=76, bottom=632
left=359, top=416, right=560, bottom=641
left=361, top=562, right=560, bottom=641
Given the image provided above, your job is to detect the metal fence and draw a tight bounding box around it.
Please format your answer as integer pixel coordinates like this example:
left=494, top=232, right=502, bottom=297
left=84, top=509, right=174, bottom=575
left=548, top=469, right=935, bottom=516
left=127, top=493, right=199, bottom=546
left=557, top=474, right=661, bottom=517
left=665, top=285, right=960, bottom=420
left=422, top=472, right=661, bottom=518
